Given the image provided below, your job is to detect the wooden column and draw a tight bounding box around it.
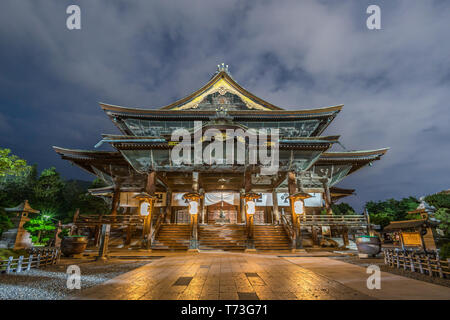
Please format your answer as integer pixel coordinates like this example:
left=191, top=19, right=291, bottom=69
left=143, top=171, right=156, bottom=249
left=199, top=189, right=205, bottom=224
left=110, top=181, right=122, bottom=216
left=96, top=224, right=110, bottom=261
left=145, top=171, right=156, bottom=195
left=165, top=190, right=172, bottom=223
left=272, top=190, right=280, bottom=224
left=240, top=190, right=246, bottom=224
left=322, top=180, right=333, bottom=215
left=342, top=226, right=349, bottom=246
left=288, top=172, right=297, bottom=226
left=311, top=227, right=318, bottom=245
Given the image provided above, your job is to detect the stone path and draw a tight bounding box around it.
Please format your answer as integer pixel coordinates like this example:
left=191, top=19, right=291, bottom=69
left=285, top=256, right=450, bottom=300
left=69, top=252, right=372, bottom=300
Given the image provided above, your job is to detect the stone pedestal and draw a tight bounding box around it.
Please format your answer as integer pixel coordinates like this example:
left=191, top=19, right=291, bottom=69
left=0, top=214, right=32, bottom=249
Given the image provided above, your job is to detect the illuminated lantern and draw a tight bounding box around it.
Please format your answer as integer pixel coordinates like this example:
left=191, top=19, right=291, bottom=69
left=140, top=201, right=150, bottom=216
left=189, top=201, right=199, bottom=215
left=293, top=199, right=304, bottom=215
left=246, top=200, right=256, bottom=215
left=133, top=193, right=157, bottom=217
left=183, top=192, right=203, bottom=215
left=242, top=192, right=261, bottom=215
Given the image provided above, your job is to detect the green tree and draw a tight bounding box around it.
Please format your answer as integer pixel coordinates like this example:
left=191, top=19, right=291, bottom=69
left=0, top=213, right=13, bottom=236
left=0, top=147, right=30, bottom=177
left=434, top=208, right=450, bottom=237
left=23, top=215, right=56, bottom=245
left=33, top=167, right=64, bottom=218
left=424, top=193, right=450, bottom=209
left=331, top=202, right=356, bottom=215
left=365, top=197, right=420, bottom=228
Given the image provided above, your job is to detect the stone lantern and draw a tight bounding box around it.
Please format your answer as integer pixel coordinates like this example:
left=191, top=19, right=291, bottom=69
left=0, top=200, right=39, bottom=249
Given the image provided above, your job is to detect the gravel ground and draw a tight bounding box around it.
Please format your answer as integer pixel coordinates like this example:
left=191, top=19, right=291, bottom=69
left=333, top=256, right=450, bottom=288
left=0, top=258, right=152, bottom=300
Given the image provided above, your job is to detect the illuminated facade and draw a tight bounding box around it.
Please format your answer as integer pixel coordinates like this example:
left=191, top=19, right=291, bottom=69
left=54, top=64, right=388, bottom=251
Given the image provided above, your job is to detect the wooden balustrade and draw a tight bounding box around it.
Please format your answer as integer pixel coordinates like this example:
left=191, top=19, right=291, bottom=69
left=299, top=215, right=367, bottom=226
left=383, top=249, right=450, bottom=279
left=0, top=247, right=60, bottom=274
left=75, top=215, right=145, bottom=227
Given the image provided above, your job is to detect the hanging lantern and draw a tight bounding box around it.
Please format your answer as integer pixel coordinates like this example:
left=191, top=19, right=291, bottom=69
left=133, top=193, right=157, bottom=216
left=243, top=192, right=261, bottom=215
left=183, top=192, right=203, bottom=215
left=289, top=191, right=312, bottom=216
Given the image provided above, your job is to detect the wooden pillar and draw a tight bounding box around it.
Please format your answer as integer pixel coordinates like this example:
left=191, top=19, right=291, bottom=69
left=71, top=208, right=80, bottom=236
left=311, top=227, right=318, bottom=245
left=165, top=190, right=172, bottom=224
left=272, top=190, right=280, bottom=224
left=342, top=226, right=349, bottom=246
left=145, top=171, right=156, bottom=195
left=199, top=189, right=205, bottom=224
left=110, top=181, right=122, bottom=216
left=96, top=224, right=110, bottom=261
left=143, top=171, right=156, bottom=249
left=322, top=180, right=333, bottom=215
left=240, top=190, right=246, bottom=224
left=288, top=172, right=297, bottom=226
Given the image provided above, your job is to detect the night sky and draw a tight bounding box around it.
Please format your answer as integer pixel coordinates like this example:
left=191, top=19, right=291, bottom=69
left=1, top=1, right=449, bottom=211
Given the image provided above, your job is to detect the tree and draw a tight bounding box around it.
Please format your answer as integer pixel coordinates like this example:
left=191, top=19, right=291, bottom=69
left=0, top=148, right=30, bottom=176
left=33, top=167, right=64, bottom=218
left=434, top=208, right=450, bottom=237
left=0, top=212, right=13, bottom=236
left=424, top=193, right=450, bottom=209
left=365, top=197, right=420, bottom=228
left=23, top=214, right=56, bottom=245
left=331, top=202, right=356, bottom=215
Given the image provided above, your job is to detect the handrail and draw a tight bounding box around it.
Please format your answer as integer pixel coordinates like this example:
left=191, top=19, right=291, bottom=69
left=151, top=212, right=164, bottom=243
left=281, top=214, right=295, bottom=242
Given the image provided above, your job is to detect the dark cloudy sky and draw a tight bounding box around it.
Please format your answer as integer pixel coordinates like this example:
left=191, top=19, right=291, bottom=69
left=0, top=0, right=449, bottom=211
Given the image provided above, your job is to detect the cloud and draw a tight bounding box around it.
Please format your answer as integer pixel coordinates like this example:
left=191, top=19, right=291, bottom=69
left=0, top=0, right=448, bottom=210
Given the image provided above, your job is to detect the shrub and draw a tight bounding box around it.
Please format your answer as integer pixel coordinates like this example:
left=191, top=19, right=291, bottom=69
left=439, top=243, right=450, bottom=260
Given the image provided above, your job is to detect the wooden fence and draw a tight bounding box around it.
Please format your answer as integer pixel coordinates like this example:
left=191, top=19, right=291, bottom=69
left=0, top=247, right=60, bottom=274
left=383, top=248, right=450, bottom=279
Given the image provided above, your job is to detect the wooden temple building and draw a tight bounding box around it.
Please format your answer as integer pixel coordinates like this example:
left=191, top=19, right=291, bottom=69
left=54, top=64, right=388, bottom=252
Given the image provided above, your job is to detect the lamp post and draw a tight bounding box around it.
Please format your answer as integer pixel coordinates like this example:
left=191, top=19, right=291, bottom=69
left=183, top=192, right=203, bottom=251
left=134, top=193, right=157, bottom=250
left=243, top=192, right=261, bottom=252
left=289, top=191, right=311, bottom=251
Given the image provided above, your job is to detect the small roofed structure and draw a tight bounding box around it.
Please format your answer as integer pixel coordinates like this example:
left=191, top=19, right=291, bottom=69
left=382, top=209, right=438, bottom=250
left=5, top=200, right=40, bottom=215
left=0, top=200, right=40, bottom=249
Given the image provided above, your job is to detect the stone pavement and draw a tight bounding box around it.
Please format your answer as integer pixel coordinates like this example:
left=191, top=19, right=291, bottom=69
left=68, top=252, right=449, bottom=300
left=285, top=256, right=450, bottom=300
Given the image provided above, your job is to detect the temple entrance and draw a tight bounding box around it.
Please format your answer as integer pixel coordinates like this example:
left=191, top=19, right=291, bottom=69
left=206, top=202, right=238, bottom=224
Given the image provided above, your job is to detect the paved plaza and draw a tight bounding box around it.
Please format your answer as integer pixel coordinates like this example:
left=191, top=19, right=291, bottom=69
left=69, top=252, right=450, bottom=300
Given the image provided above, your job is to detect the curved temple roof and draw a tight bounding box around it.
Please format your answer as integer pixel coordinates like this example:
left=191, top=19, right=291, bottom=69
left=53, top=65, right=389, bottom=194
left=99, top=69, right=343, bottom=137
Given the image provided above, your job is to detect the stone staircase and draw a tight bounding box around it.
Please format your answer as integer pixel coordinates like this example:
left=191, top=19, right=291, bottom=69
left=152, top=224, right=190, bottom=251
left=198, top=224, right=246, bottom=251
left=253, top=225, right=291, bottom=251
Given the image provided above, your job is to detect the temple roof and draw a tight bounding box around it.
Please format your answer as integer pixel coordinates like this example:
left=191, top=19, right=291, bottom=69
left=316, top=148, right=389, bottom=174
left=383, top=219, right=430, bottom=231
